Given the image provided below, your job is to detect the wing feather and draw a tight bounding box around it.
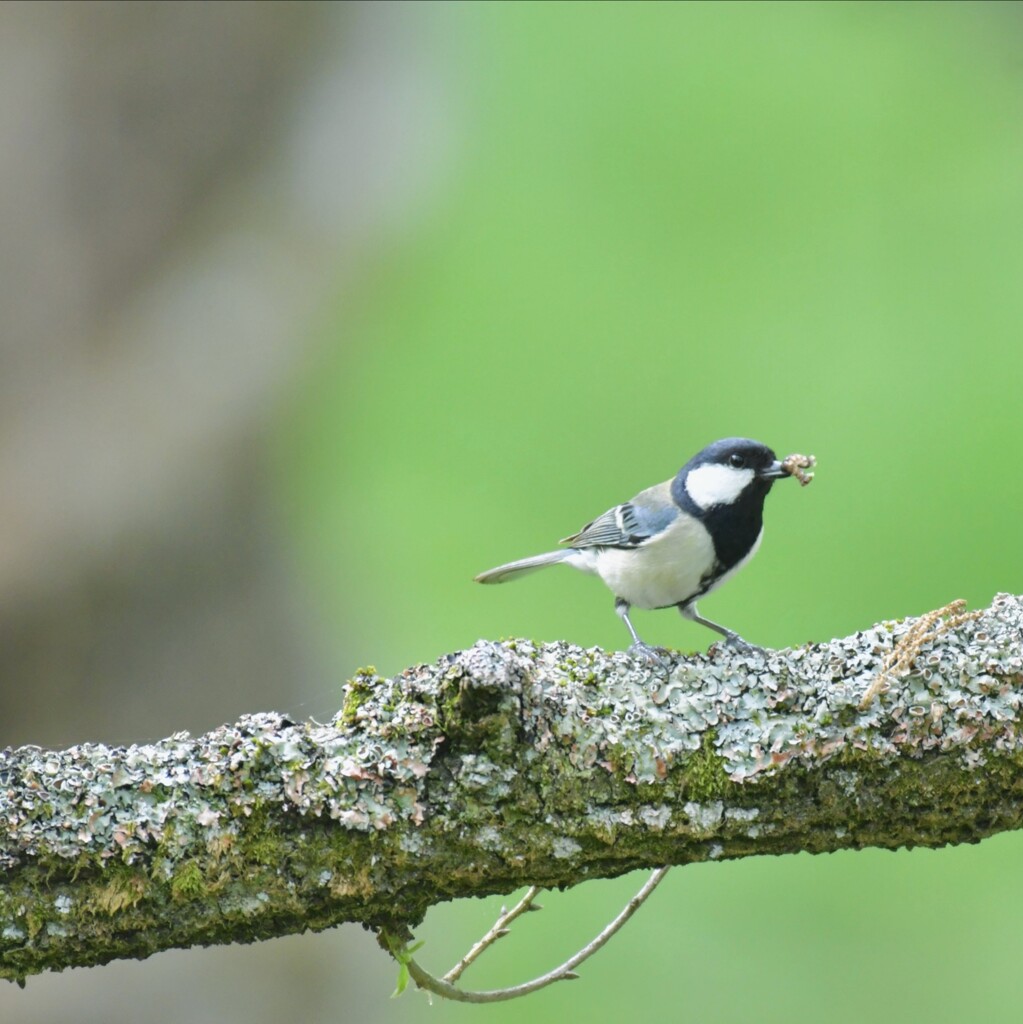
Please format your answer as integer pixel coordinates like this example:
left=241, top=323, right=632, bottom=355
left=560, top=481, right=677, bottom=549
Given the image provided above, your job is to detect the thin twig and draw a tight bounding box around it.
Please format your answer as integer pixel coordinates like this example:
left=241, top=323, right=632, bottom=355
left=399, top=866, right=671, bottom=1004
left=444, top=886, right=543, bottom=984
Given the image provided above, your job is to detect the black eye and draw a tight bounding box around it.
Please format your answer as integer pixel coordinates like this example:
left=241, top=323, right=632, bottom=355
left=729, top=453, right=745, bottom=468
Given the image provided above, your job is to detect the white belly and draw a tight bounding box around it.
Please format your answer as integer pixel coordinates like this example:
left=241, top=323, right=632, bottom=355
left=566, top=516, right=717, bottom=609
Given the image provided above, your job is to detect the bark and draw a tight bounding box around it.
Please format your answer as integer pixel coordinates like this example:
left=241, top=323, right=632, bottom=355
left=2, top=594, right=1022, bottom=984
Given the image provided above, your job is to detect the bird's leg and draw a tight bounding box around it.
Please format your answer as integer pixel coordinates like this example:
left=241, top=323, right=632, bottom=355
left=679, top=602, right=758, bottom=652
left=614, top=598, right=643, bottom=644
left=615, top=599, right=662, bottom=662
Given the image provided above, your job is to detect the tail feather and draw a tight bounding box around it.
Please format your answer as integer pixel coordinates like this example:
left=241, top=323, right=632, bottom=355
left=474, top=550, right=569, bottom=584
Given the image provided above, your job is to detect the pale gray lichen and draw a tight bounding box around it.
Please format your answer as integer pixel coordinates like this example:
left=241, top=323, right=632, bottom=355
left=724, top=807, right=759, bottom=822
left=638, top=805, right=672, bottom=830
left=551, top=836, right=582, bottom=859
left=474, top=826, right=505, bottom=852
left=1, top=595, right=1022, bottom=981
left=684, top=801, right=724, bottom=832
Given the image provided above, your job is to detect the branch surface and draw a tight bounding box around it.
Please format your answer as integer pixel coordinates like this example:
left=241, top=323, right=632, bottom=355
left=2, top=594, right=1023, bottom=983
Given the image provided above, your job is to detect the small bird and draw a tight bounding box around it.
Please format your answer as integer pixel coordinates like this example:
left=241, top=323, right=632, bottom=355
left=475, top=437, right=800, bottom=655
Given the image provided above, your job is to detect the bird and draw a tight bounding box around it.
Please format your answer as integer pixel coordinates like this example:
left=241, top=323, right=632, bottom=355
left=474, top=437, right=799, bottom=655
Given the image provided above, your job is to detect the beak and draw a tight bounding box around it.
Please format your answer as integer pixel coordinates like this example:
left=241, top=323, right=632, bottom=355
left=758, top=459, right=789, bottom=480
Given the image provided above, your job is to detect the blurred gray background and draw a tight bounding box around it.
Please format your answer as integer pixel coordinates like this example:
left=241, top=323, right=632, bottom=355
left=0, top=0, right=446, bottom=749
left=0, top=2, right=449, bottom=1020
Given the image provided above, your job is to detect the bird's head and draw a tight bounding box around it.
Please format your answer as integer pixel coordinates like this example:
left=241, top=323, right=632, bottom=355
left=677, top=437, right=789, bottom=512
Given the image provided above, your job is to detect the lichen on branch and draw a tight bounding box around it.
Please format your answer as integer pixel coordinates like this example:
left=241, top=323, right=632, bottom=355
left=2, top=594, right=1022, bottom=985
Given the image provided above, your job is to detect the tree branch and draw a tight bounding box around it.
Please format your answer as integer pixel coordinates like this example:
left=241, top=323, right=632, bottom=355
left=2, top=594, right=1022, bottom=984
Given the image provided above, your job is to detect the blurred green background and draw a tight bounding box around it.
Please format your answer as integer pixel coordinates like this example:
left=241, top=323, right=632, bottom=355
left=3, top=2, right=1023, bottom=1022
left=279, top=3, right=1023, bottom=1022
left=281, top=0, right=1021, bottom=670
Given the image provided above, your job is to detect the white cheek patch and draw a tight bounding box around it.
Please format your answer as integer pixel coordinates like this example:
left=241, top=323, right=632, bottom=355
left=684, top=464, right=755, bottom=509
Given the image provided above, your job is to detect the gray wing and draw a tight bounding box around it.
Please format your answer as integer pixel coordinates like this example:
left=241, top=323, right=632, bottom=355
left=560, top=480, right=677, bottom=549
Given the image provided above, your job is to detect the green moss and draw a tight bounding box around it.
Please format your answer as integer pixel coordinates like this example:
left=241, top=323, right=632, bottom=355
left=90, top=867, right=147, bottom=916
left=434, top=671, right=519, bottom=760
left=170, top=860, right=208, bottom=902
left=680, top=731, right=733, bottom=802
left=603, top=742, right=635, bottom=777
left=340, top=667, right=380, bottom=726
left=247, top=832, right=289, bottom=868
left=25, top=909, right=46, bottom=941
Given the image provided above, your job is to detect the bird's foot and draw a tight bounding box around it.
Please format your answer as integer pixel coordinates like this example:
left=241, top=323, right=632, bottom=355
left=626, top=640, right=667, bottom=665
left=720, top=632, right=765, bottom=655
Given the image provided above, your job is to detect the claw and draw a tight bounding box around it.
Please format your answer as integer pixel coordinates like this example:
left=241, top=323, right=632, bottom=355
left=721, top=633, right=765, bottom=655
left=626, top=640, right=665, bottom=665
